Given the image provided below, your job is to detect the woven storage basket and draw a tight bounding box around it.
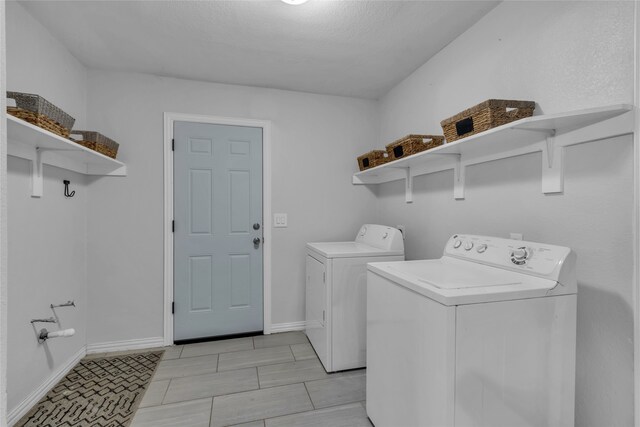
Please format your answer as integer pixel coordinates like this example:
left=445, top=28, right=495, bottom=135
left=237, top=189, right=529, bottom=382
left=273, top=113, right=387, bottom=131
left=6, top=91, right=75, bottom=138
left=440, top=99, right=535, bottom=143
left=385, top=134, right=444, bottom=161
left=357, top=150, right=390, bottom=171
left=70, top=130, right=120, bottom=159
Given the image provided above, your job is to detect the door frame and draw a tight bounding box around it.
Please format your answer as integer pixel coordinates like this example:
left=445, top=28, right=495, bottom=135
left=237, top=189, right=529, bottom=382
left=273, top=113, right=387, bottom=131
left=163, top=112, right=272, bottom=346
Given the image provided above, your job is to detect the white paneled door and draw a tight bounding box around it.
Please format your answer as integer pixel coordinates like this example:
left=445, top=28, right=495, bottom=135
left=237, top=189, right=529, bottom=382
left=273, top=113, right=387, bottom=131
left=174, top=121, right=263, bottom=341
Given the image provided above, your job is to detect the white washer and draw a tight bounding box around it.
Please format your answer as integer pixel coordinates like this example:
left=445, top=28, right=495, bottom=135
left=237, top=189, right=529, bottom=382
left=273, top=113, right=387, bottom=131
left=367, top=234, right=577, bottom=427
left=306, top=224, right=404, bottom=372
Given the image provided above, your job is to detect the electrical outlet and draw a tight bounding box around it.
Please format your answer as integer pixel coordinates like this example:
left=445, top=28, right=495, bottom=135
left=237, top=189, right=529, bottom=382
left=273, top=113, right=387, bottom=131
left=510, top=233, right=523, bottom=240
left=274, top=213, right=288, bottom=228
left=397, top=225, right=406, bottom=239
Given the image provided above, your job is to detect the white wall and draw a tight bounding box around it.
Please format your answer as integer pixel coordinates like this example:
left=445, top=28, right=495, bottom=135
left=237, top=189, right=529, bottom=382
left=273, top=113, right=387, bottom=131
left=379, top=1, right=632, bottom=142
left=375, top=2, right=635, bottom=426
left=84, top=70, right=380, bottom=343
left=5, top=2, right=87, bottom=130
left=6, top=161, right=87, bottom=413
left=5, top=1, right=88, bottom=417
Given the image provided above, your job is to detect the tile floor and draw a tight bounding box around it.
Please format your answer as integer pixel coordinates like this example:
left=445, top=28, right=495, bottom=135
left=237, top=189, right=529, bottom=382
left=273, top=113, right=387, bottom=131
left=130, top=332, right=372, bottom=427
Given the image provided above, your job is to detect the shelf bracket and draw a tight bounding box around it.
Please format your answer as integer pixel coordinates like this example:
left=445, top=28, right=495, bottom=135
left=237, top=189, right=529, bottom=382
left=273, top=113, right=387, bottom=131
left=515, top=127, right=564, bottom=194
left=404, top=168, right=413, bottom=203
left=545, top=132, right=556, bottom=168
left=29, top=147, right=74, bottom=198
left=514, top=127, right=559, bottom=166
left=31, top=147, right=44, bottom=198
left=453, top=159, right=465, bottom=200
left=427, top=152, right=464, bottom=199
left=541, top=132, right=563, bottom=194
left=431, top=153, right=464, bottom=200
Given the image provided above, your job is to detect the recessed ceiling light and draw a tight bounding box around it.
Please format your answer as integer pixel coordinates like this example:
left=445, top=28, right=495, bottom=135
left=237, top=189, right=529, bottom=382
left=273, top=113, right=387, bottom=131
left=281, top=0, right=309, bottom=5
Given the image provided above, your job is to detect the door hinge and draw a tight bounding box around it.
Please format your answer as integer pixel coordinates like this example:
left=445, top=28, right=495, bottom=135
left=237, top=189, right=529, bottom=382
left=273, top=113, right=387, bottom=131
left=172, top=302, right=175, bottom=314
left=172, top=139, right=175, bottom=151
left=172, top=220, right=175, bottom=232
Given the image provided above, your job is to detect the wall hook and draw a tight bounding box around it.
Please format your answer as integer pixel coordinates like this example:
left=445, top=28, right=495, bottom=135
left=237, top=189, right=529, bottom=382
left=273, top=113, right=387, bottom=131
left=63, top=180, right=75, bottom=198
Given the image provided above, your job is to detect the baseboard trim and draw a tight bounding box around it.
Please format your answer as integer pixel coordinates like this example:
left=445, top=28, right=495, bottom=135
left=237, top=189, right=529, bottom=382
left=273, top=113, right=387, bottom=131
left=85, top=337, right=165, bottom=354
left=8, top=346, right=86, bottom=426
left=270, top=321, right=306, bottom=333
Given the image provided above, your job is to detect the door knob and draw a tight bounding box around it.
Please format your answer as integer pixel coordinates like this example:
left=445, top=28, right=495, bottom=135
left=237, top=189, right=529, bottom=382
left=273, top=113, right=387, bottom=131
left=253, top=237, right=261, bottom=248
left=253, top=223, right=261, bottom=230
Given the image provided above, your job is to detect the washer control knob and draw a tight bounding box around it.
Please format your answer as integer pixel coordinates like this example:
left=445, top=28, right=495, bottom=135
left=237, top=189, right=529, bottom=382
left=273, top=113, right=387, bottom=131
left=464, top=241, right=474, bottom=251
left=513, top=248, right=528, bottom=259
left=511, top=247, right=530, bottom=265
left=476, top=244, right=488, bottom=253
left=382, top=232, right=389, bottom=239
left=453, top=240, right=462, bottom=249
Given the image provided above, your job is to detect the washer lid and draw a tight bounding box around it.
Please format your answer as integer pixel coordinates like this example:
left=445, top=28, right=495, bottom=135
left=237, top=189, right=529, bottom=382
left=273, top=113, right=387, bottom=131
left=390, top=259, right=522, bottom=289
left=368, top=257, right=572, bottom=306
left=306, top=241, right=404, bottom=259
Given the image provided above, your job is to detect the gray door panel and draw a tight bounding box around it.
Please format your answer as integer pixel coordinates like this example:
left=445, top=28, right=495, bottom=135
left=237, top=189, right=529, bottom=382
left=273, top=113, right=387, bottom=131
left=174, top=121, right=263, bottom=340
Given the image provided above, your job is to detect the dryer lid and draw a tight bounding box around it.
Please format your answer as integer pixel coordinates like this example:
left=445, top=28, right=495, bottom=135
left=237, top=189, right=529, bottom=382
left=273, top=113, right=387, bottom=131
left=306, top=241, right=404, bottom=258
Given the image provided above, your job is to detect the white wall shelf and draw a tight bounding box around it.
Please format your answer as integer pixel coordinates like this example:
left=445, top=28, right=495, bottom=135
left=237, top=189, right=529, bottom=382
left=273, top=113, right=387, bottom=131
left=353, top=104, right=635, bottom=202
left=6, top=115, right=127, bottom=197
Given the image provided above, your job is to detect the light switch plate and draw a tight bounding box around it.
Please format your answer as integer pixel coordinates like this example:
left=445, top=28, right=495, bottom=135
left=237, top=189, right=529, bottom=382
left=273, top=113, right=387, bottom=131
left=274, top=213, right=288, bottom=228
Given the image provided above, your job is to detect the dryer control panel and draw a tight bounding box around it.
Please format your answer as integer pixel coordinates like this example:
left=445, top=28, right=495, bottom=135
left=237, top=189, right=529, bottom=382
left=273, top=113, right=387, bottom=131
left=445, top=234, right=576, bottom=286
left=355, top=224, right=404, bottom=252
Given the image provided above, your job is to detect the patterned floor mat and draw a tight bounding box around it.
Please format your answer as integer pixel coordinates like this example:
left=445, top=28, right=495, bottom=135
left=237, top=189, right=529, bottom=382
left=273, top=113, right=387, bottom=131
left=16, top=350, right=163, bottom=427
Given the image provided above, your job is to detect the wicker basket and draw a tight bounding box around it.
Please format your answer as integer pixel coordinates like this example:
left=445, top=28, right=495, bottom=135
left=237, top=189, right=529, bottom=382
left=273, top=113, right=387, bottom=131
left=440, top=99, right=535, bottom=143
left=70, top=130, right=120, bottom=159
left=357, top=150, right=390, bottom=171
left=6, top=91, right=75, bottom=138
left=385, top=134, right=444, bottom=161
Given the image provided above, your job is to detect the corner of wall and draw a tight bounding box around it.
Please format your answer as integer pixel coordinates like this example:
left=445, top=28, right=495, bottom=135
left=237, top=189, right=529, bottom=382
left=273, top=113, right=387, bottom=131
left=0, top=0, right=9, bottom=424
left=632, top=2, right=639, bottom=426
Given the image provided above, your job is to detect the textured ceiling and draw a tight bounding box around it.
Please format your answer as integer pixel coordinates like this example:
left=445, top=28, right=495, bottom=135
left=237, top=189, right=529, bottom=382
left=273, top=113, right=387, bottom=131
left=20, top=1, right=499, bottom=99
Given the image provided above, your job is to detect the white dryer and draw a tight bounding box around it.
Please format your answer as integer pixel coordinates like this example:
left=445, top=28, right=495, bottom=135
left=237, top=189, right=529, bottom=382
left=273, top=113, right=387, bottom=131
left=306, top=224, right=404, bottom=372
left=367, top=234, right=577, bottom=427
